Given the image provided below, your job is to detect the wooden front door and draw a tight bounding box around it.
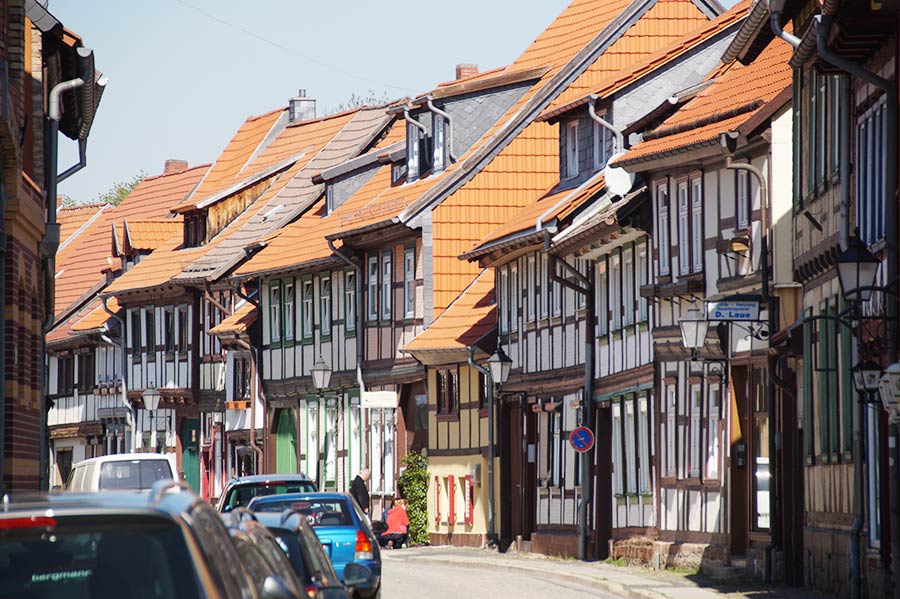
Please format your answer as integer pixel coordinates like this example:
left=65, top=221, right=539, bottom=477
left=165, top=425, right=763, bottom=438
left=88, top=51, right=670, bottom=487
left=275, top=409, right=298, bottom=474
left=729, top=366, right=750, bottom=556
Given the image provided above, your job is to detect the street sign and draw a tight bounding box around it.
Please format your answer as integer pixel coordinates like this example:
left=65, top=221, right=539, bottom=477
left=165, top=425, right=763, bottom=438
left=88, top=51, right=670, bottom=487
left=707, top=300, right=760, bottom=322
left=569, top=426, right=595, bottom=453
left=360, top=391, right=399, bottom=409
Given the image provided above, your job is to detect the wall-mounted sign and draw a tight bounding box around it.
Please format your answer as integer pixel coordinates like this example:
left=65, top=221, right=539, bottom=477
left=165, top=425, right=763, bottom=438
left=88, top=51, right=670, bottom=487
left=707, top=300, right=760, bottom=322
left=361, top=391, right=399, bottom=409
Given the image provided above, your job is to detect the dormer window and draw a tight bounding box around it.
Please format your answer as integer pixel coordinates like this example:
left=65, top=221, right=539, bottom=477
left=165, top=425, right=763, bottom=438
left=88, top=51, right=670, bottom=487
left=184, top=212, right=207, bottom=248
left=391, top=162, right=407, bottom=186
left=326, top=185, right=335, bottom=215
left=593, top=118, right=612, bottom=170
left=565, top=120, right=579, bottom=179
left=433, top=113, right=446, bottom=172
left=407, top=122, right=421, bottom=181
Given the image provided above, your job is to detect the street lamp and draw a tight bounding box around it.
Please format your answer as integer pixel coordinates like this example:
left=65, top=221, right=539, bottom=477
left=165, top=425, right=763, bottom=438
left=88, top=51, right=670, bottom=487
left=142, top=385, right=161, bottom=452
left=487, top=347, right=512, bottom=385
left=311, top=355, right=332, bottom=391
left=852, top=359, right=883, bottom=396
left=679, top=304, right=710, bottom=358
left=837, top=235, right=881, bottom=302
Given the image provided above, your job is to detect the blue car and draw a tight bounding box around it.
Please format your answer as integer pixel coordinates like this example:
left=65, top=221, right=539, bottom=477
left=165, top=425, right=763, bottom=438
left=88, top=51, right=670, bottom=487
left=248, top=492, right=381, bottom=599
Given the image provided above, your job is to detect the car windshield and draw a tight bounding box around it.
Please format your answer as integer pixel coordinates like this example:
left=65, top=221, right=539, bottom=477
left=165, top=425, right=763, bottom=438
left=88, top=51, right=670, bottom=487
left=97, top=460, right=172, bottom=491
left=224, top=481, right=316, bottom=511
left=259, top=499, right=352, bottom=527
left=0, top=517, right=200, bottom=599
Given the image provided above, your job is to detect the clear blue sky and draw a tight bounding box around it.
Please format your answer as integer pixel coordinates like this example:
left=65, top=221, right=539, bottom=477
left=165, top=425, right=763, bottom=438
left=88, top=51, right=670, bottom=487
left=49, top=0, right=737, bottom=203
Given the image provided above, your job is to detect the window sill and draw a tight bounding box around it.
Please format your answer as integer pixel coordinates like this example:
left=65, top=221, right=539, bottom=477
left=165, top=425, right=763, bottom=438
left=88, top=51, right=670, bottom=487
left=478, top=408, right=489, bottom=419
left=301, top=337, right=316, bottom=346
left=345, top=328, right=357, bottom=338
left=436, top=413, right=460, bottom=422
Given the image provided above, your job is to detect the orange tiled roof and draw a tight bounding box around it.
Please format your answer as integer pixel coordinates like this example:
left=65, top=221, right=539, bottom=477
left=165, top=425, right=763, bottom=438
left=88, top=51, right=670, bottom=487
left=404, top=270, right=495, bottom=354
left=70, top=296, right=120, bottom=332
left=124, top=219, right=184, bottom=252
left=58, top=203, right=109, bottom=246
left=541, top=0, right=752, bottom=118
left=210, top=303, right=257, bottom=336
left=54, top=164, right=207, bottom=320
left=470, top=172, right=607, bottom=252
left=615, top=36, right=793, bottom=166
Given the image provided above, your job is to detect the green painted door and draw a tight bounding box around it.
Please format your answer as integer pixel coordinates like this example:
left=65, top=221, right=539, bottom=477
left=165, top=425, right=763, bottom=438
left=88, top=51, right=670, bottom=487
left=180, top=418, right=200, bottom=492
left=276, top=409, right=298, bottom=474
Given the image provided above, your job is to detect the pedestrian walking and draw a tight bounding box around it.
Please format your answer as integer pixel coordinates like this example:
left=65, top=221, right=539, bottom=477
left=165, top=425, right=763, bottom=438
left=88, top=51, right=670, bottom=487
left=350, top=467, right=370, bottom=516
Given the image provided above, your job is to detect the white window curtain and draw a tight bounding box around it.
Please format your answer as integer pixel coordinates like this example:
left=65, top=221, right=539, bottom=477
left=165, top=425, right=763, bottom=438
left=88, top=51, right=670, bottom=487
left=367, top=257, right=378, bottom=321
left=566, top=121, right=579, bottom=178
left=691, top=177, right=703, bottom=273
left=657, top=184, right=670, bottom=275
left=690, top=385, right=701, bottom=478
left=678, top=181, right=689, bottom=276
left=381, top=253, right=392, bottom=321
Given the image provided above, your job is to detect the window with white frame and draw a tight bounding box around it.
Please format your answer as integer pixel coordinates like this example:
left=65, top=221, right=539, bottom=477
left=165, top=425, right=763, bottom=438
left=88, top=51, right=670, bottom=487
left=707, top=384, right=720, bottom=480
left=593, top=119, right=611, bottom=169
left=381, top=251, right=392, bottom=320
left=433, top=113, right=446, bottom=172
left=612, top=402, right=624, bottom=494
left=638, top=394, right=650, bottom=493
left=666, top=385, right=676, bottom=477
left=526, top=255, right=536, bottom=322
left=737, top=170, right=750, bottom=230
left=657, top=183, right=670, bottom=276
left=320, top=276, right=332, bottom=334
left=345, top=271, right=357, bottom=332
left=548, top=409, right=562, bottom=487
left=270, top=284, right=282, bottom=343
left=638, top=242, right=648, bottom=321
left=498, top=268, right=509, bottom=334
left=551, top=260, right=562, bottom=316
left=566, top=120, right=579, bottom=179
left=404, top=248, right=415, bottom=319
left=407, top=122, right=420, bottom=181
left=597, top=259, right=608, bottom=335
left=691, top=177, right=703, bottom=273
left=575, top=258, right=586, bottom=309
left=623, top=248, right=634, bottom=326
left=510, top=265, right=519, bottom=331
left=610, top=253, right=621, bottom=330
left=301, top=279, right=314, bottom=340
left=690, top=384, right=701, bottom=478
left=857, top=97, right=887, bottom=246
left=367, top=256, right=378, bottom=321
left=678, top=181, right=689, bottom=276
left=284, top=282, right=295, bottom=341
left=624, top=399, right=636, bottom=494
left=540, top=254, right=549, bottom=319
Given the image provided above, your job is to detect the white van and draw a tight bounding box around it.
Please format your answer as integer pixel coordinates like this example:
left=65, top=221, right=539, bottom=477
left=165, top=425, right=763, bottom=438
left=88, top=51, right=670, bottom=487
left=66, top=453, right=177, bottom=492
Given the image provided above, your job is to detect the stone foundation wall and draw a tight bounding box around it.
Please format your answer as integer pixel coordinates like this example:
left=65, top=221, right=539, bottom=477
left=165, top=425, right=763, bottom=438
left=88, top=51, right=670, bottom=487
left=531, top=530, right=578, bottom=558
left=429, top=532, right=484, bottom=548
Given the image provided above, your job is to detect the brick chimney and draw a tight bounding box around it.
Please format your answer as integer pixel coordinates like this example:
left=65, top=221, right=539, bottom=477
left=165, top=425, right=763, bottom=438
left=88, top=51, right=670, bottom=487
left=164, top=159, right=189, bottom=175
left=455, top=64, right=478, bottom=81
left=289, top=89, right=316, bottom=123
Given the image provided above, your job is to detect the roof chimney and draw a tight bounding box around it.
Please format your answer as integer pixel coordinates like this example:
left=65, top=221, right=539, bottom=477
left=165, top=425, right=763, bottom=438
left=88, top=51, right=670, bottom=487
left=164, top=159, right=189, bottom=175
left=455, top=64, right=478, bottom=81
left=289, top=89, right=316, bottom=123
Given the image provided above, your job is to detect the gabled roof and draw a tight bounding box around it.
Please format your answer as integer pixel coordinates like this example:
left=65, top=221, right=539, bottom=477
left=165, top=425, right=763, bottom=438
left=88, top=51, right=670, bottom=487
left=403, top=269, right=496, bottom=363
left=58, top=203, right=110, bottom=251
left=53, top=164, right=207, bottom=324
left=613, top=37, right=793, bottom=167
left=538, top=0, right=751, bottom=122
left=123, top=219, right=184, bottom=253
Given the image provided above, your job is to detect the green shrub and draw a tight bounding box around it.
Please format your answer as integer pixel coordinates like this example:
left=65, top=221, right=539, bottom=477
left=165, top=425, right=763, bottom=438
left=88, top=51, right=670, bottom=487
left=398, top=452, right=429, bottom=545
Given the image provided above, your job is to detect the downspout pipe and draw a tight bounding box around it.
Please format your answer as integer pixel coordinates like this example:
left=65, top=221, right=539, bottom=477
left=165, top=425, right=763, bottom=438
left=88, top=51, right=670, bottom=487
left=328, top=239, right=366, bottom=396
left=767, top=1, right=801, bottom=48
left=816, top=13, right=900, bottom=599
left=57, top=138, right=87, bottom=183
left=587, top=94, right=624, bottom=154
left=425, top=96, right=458, bottom=163
left=546, top=233, right=595, bottom=561
left=467, top=346, right=496, bottom=546
left=403, top=106, right=427, bottom=138
left=102, top=296, right=135, bottom=449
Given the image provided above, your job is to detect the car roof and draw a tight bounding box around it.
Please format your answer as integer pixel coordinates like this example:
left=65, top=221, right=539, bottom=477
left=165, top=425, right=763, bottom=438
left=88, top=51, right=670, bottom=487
left=226, top=474, right=313, bottom=485
left=0, top=482, right=199, bottom=520
left=250, top=492, right=348, bottom=503
left=72, top=453, right=175, bottom=466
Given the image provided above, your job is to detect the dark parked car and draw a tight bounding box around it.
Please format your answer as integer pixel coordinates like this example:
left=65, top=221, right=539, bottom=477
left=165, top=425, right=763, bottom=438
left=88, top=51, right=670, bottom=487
left=253, top=511, right=374, bottom=599
left=0, top=479, right=261, bottom=599
left=248, top=493, right=381, bottom=599
left=217, top=474, right=316, bottom=513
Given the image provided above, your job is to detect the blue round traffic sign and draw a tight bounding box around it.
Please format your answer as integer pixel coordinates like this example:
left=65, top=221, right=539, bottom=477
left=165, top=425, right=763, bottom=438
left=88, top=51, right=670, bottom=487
left=570, top=426, right=594, bottom=453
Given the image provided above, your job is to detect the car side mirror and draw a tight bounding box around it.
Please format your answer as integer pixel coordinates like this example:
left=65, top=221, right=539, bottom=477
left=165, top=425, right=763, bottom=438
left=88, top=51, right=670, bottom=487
left=261, top=576, right=299, bottom=599
left=342, top=562, right=374, bottom=589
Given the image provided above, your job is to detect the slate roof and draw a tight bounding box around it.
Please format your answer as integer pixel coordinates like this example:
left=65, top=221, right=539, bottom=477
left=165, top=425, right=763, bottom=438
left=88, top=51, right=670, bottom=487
left=613, top=36, right=793, bottom=166
left=404, top=269, right=496, bottom=358
left=53, top=164, right=207, bottom=324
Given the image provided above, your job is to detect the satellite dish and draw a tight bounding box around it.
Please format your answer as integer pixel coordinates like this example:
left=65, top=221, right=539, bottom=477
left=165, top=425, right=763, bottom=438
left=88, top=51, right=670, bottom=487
left=603, top=151, right=635, bottom=197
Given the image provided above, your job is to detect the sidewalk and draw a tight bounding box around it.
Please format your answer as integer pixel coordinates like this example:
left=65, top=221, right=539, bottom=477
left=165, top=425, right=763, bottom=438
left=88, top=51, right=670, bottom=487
left=383, top=545, right=830, bottom=599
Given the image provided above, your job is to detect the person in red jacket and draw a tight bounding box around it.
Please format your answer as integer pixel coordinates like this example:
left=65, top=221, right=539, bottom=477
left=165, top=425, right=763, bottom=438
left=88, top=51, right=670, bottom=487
left=378, top=498, right=409, bottom=549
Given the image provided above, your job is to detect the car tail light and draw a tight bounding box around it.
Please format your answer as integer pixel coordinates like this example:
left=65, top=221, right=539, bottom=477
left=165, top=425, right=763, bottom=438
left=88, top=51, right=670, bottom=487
left=304, top=585, right=319, bottom=598
left=354, top=529, right=373, bottom=560
left=0, top=516, right=57, bottom=530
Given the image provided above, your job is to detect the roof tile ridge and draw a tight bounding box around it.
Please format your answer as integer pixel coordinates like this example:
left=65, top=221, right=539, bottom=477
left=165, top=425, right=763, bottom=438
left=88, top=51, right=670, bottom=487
left=284, top=105, right=366, bottom=129
left=138, top=163, right=212, bottom=184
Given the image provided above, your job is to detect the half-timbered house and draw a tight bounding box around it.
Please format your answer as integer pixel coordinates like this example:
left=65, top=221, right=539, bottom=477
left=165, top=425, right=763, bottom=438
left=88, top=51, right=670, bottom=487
left=460, top=1, right=748, bottom=558
left=612, top=38, right=793, bottom=573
